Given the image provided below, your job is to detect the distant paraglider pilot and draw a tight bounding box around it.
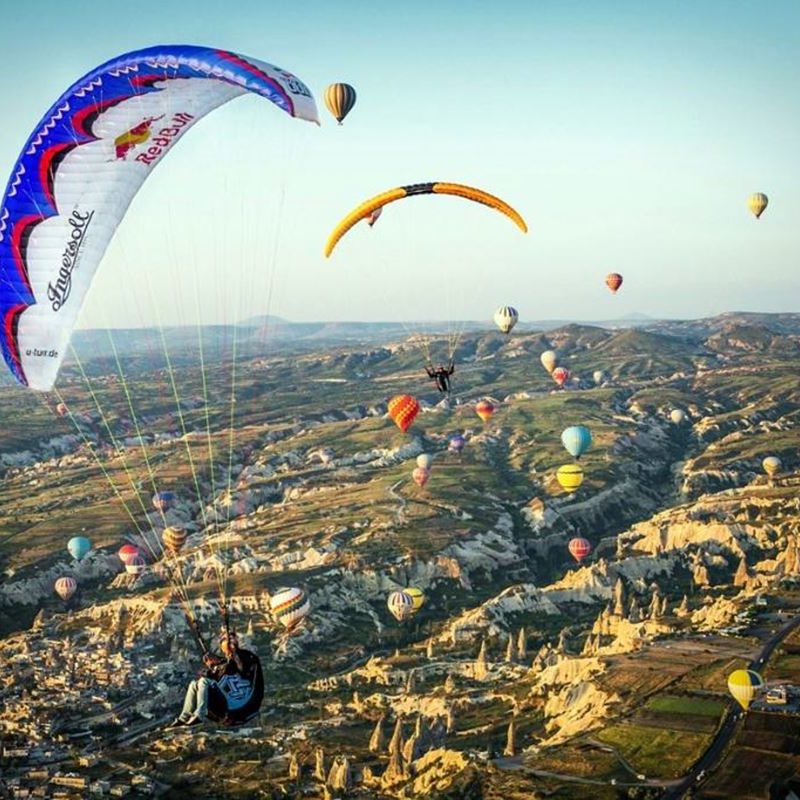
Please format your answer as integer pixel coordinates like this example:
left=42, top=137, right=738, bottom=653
left=168, top=630, right=264, bottom=728
left=425, top=360, right=455, bottom=394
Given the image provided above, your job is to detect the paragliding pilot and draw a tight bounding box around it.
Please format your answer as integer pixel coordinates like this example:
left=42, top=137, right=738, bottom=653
left=168, top=628, right=264, bottom=728
left=425, top=360, right=455, bottom=394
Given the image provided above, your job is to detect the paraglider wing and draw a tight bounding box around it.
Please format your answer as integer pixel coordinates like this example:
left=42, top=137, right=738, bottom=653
left=388, top=394, right=420, bottom=433
left=0, top=45, right=318, bottom=391
left=324, top=82, right=357, bottom=124
left=324, top=182, right=527, bottom=257
left=366, top=205, right=383, bottom=227
left=748, top=193, right=768, bottom=219
left=728, top=669, right=763, bottom=709
left=561, top=426, right=592, bottom=459
left=67, top=536, right=91, bottom=561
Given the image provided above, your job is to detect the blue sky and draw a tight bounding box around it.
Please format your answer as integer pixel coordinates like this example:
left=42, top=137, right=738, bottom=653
left=0, top=0, right=798, bottom=326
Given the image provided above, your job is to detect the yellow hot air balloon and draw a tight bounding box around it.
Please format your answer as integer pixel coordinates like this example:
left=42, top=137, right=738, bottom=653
left=406, top=587, right=425, bottom=614
left=540, top=350, right=557, bottom=374
left=748, top=192, right=768, bottom=219
left=728, top=669, right=763, bottom=710
left=324, top=83, right=357, bottom=124
left=762, top=455, right=782, bottom=479
left=556, top=464, right=584, bottom=493
left=324, top=182, right=527, bottom=257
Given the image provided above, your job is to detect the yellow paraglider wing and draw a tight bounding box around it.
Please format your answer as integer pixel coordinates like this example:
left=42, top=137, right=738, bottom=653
left=324, top=182, right=528, bottom=257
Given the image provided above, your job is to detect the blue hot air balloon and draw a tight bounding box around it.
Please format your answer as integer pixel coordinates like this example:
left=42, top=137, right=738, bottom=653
left=67, top=536, right=91, bottom=561
left=561, top=426, right=592, bottom=459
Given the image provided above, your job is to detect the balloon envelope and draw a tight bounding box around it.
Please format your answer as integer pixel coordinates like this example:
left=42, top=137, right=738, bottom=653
left=387, top=590, right=414, bottom=622
left=475, top=400, right=496, bottom=423
left=605, top=273, right=623, bottom=293
left=448, top=434, right=466, bottom=453
left=493, top=306, right=519, bottom=334
left=406, top=587, right=425, bottom=613
left=118, top=544, right=140, bottom=565
left=412, top=466, right=431, bottom=487
left=557, top=464, right=584, bottom=493
left=162, top=527, right=187, bottom=554
left=748, top=193, right=768, bottom=219
left=55, top=576, right=77, bottom=601
left=324, top=82, right=357, bottom=124
left=552, top=367, right=570, bottom=387
left=728, top=669, right=763, bottom=709
left=568, top=537, right=592, bottom=562
left=762, top=456, right=782, bottom=478
left=152, top=491, right=177, bottom=512
left=67, top=536, right=91, bottom=561
left=670, top=409, right=686, bottom=424
left=270, top=587, right=310, bottom=630
left=561, top=426, right=592, bottom=459
left=388, top=395, right=420, bottom=433
left=125, top=555, right=146, bottom=575
left=540, top=350, right=558, bottom=374
left=593, top=370, right=606, bottom=385
left=416, top=453, right=433, bottom=470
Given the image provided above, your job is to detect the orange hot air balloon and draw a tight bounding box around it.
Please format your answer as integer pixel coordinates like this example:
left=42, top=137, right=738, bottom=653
left=605, top=273, right=623, bottom=294
left=412, top=466, right=431, bottom=487
left=388, top=394, right=420, bottom=433
left=475, top=400, right=496, bottom=422
left=552, top=367, right=570, bottom=387
left=162, top=526, right=187, bottom=554
left=568, top=537, right=592, bottom=562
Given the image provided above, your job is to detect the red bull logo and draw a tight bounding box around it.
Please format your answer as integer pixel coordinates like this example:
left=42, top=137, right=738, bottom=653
left=113, top=116, right=164, bottom=160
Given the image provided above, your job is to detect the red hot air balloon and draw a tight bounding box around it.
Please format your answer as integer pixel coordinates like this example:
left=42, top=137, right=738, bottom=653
left=605, top=273, right=623, bottom=294
left=552, top=367, right=570, bottom=387
left=475, top=400, right=496, bottom=422
left=412, top=466, right=431, bottom=487
left=388, top=395, right=420, bottom=433
left=568, top=537, right=592, bottom=563
left=55, top=402, right=68, bottom=417
left=118, top=544, right=139, bottom=565
left=55, top=576, right=77, bottom=601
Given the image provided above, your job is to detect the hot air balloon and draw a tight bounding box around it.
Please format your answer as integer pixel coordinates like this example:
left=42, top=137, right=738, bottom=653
left=406, top=587, right=426, bottom=614
left=475, top=400, right=496, bottom=423
left=670, top=409, right=687, bottom=424
left=568, top=537, right=592, bottom=563
left=319, top=447, right=335, bottom=465
left=552, top=367, right=570, bottom=388
left=125, top=555, right=147, bottom=575
left=556, top=464, right=584, bottom=493
left=325, top=182, right=527, bottom=257
left=152, top=491, right=177, bottom=512
left=416, top=453, right=433, bottom=470
left=748, top=193, right=768, bottom=219
left=605, top=273, right=623, bottom=294
left=367, top=206, right=383, bottom=227
left=561, top=426, right=592, bottom=459
left=324, top=82, right=357, bottom=124
left=55, top=402, right=68, bottom=417
left=388, top=394, right=420, bottom=433
left=387, top=590, right=414, bottom=622
left=728, top=669, right=763, bottom=710
left=0, top=46, right=318, bottom=392
left=55, top=576, right=77, bottom=601
left=162, top=527, right=187, bottom=554
left=118, top=544, right=140, bottom=565
left=593, top=370, right=607, bottom=385
left=493, top=306, right=519, bottom=334
left=67, top=536, right=91, bottom=562
left=412, top=467, right=431, bottom=488
left=270, top=587, right=310, bottom=630
left=448, top=434, right=466, bottom=454
left=763, top=456, right=782, bottom=479
left=540, top=350, right=558, bottom=374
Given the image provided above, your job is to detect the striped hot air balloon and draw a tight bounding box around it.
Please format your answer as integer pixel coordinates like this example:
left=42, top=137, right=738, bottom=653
left=748, top=193, right=768, bottom=219
left=728, top=669, right=763, bottom=710
left=55, top=576, right=77, bottom=601
left=387, top=590, right=414, bottom=622
left=412, top=466, right=431, bottom=488
left=270, top=587, right=310, bottom=630
left=388, top=394, right=420, bottom=433
left=324, top=82, right=357, bottom=124
left=605, top=272, right=623, bottom=294
left=557, top=464, right=584, bottom=493
left=763, top=456, right=782, bottom=479
left=568, top=537, right=592, bottom=563
left=118, top=544, right=140, bottom=565
left=475, top=400, right=496, bottom=423
left=125, top=555, right=147, bottom=575
left=162, top=527, right=187, bottom=554
left=552, top=367, right=570, bottom=388
left=493, top=306, right=519, bottom=334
